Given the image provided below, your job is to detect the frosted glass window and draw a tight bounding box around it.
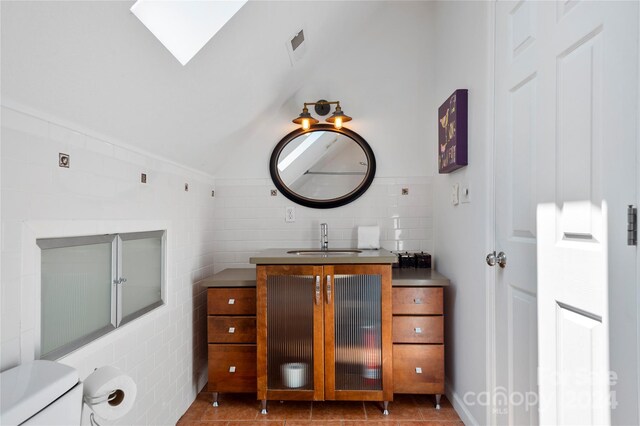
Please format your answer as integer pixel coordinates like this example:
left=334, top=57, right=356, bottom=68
left=120, top=231, right=164, bottom=324
left=40, top=238, right=114, bottom=360
left=37, top=231, right=165, bottom=360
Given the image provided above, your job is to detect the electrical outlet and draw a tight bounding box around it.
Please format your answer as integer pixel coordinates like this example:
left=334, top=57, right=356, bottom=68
left=451, top=183, right=460, bottom=206
left=285, top=206, right=296, bottom=223
left=141, top=173, right=147, bottom=183
left=461, top=184, right=470, bottom=203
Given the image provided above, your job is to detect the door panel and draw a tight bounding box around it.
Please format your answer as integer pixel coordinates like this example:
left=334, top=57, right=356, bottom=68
left=557, top=28, right=603, bottom=240
left=509, top=73, right=538, bottom=242
left=555, top=303, right=605, bottom=425
left=507, top=288, right=538, bottom=426
left=494, top=0, right=638, bottom=424
left=495, top=1, right=543, bottom=423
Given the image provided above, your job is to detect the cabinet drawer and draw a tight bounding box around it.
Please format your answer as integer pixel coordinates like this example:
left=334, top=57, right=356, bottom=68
left=392, top=316, right=443, bottom=344
left=208, top=316, right=256, bottom=343
left=392, top=287, right=443, bottom=315
left=208, top=288, right=256, bottom=315
left=208, top=344, right=257, bottom=393
left=393, top=344, right=444, bottom=394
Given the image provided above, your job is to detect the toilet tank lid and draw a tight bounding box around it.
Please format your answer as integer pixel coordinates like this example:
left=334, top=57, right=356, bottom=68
left=1, top=360, right=79, bottom=425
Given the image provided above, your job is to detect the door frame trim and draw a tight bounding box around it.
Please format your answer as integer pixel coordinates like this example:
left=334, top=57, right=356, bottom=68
left=636, top=4, right=640, bottom=423
left=486, top=1, right=498, bottom=425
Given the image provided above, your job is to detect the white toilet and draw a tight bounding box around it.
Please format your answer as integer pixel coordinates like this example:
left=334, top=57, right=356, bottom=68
left=0, top=360, right=82, bottom=425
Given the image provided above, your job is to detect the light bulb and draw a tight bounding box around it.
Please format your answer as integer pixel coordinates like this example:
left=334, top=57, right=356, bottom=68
left=333, top=116, right=343, bottom=129
left=302, top=118, right=311, bottom=130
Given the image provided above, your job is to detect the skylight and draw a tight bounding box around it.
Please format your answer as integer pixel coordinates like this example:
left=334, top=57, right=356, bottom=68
left=278, top=132, right=323, bottom=172
left=130, top=0, right=247, bottom=66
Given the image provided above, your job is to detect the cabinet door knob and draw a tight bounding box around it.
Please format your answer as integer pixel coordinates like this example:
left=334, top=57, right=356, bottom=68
left=228, top=298, right=235, bottom=305
left=415, top=367, right=422, bottom=374
left=414, top=298, right=422, bottom=304
left=229, top=366, right=236, bottom=373
left=414, top=327, right=422, bottom=334
left=228, top=327, right=235, bottom=334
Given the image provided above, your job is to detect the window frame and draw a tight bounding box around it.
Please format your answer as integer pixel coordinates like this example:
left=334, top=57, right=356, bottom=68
left=36, top=230, right=166, bottom=360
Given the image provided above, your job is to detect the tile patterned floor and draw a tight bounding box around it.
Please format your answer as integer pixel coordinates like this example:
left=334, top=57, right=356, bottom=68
left=177, top=391, right=464, bottom=425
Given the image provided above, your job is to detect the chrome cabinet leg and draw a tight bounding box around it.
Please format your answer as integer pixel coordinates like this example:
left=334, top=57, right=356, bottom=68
left=260, top=399, right=268, bottom=415
left=383, top=401, right=389, bottom=415
left=212, top=392, right=219, bottom=407
left=435, top=394, right=442, bottom=410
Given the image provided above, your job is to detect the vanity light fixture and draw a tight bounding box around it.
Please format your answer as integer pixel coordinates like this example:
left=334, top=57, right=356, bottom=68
left=292, top=100, right=352, bottom=130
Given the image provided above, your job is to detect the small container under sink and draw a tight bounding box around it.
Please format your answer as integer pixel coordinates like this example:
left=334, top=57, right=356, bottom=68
left=281, top=363, right=307, bottom=388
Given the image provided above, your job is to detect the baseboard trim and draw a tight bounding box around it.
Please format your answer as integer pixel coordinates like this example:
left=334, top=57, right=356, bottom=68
left=446, top=379, right=481, bottom=426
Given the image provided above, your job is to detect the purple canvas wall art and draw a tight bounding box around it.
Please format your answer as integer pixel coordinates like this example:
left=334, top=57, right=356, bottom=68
left=438, top=89, right=468, bottom=173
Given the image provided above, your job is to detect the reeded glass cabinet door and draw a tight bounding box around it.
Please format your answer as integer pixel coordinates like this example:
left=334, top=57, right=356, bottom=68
left=333, top=273, right=382, bottom=390
left=257, top=265, right=324, bottom=401
left=325, top=265, right=392, bottom=401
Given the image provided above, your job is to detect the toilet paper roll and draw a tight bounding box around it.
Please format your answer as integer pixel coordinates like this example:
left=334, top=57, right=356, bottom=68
left=83, top=366, right=137, bottom=420
left=357, top=225, right=380, bottom=249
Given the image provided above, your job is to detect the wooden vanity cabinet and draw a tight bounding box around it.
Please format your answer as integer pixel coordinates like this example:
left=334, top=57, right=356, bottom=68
left=256, top=264, right=393, bottom=412
left=391, top=285, right=445, bottom=408
left=207, top=287, right=257, bottom=405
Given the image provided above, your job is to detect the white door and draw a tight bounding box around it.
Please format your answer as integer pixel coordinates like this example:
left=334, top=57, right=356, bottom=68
left=494, top=1, right=545, bottom=423
left=494, top=1, right=638, bottom=425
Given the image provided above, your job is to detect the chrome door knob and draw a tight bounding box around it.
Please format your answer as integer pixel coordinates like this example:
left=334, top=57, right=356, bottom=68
left=496, top=251, right=507, bottom=268
left=486, top=252, right=497, bottom=266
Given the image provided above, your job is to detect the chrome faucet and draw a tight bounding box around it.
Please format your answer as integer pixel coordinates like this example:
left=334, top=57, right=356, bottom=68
left=320, top=223, right=328, bottom=250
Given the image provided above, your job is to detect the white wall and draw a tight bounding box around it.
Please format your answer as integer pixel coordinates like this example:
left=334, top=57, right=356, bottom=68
left=0, top=105, right=216, bottom=425
left=216, top=1, right=437, bottom=181
left=213, top=176, right=434, bottom=270
left=211, top=1, right=437, bottom=269
left=433, top=2, right=493, bottom=425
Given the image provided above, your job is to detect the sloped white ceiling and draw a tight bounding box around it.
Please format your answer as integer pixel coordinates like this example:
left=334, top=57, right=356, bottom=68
left=1, top=1, right=385, bottom=174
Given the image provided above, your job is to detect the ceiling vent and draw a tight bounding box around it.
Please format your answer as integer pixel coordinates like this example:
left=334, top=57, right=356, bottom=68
left=286, top=29, right=307, bottom=66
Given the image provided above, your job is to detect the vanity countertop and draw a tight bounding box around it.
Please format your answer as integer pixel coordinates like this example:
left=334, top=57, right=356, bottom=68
left=199, top=267, right=449, bottom=288
left=390, top=268, right=450, bottom=287
left=249, top=248, right=398, bottom=265
left=197, top=268, right=258, bottom=288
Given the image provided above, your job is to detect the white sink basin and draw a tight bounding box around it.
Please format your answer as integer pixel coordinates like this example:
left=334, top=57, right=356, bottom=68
left=287, top=249, right=363, bottom=256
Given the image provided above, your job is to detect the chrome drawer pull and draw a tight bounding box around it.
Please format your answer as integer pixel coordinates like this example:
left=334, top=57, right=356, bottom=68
left=414, top=327, right=422, bottom=334
left=414, top=298, right=422, bottom=304
left=228, top=327, right=235, bottom=334
left=228, top=298, right=235, bottom=305
left=415, top=367, right=422, bottom=374
left=229, top=366, right=236, bottom=373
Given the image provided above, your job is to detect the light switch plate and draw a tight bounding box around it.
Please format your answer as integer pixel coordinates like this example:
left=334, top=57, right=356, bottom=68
left=461, top=184, right=470, bottom=203
left=452, top=183, right=460, bottom=206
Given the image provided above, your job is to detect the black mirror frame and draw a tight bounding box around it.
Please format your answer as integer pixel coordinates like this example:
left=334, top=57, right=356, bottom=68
left=269, top=124, right=376, bottom=209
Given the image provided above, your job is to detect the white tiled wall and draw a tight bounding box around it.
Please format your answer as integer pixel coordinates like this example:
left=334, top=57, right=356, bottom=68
left=0, top=105, right=436, bottom=424
left=212, top=177, right=434, bottom=271
left=0, top=106, right=216, bottom=425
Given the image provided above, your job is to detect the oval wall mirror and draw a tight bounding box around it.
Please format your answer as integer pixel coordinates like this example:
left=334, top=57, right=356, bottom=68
left=270, top=124, right=376, bottom=209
